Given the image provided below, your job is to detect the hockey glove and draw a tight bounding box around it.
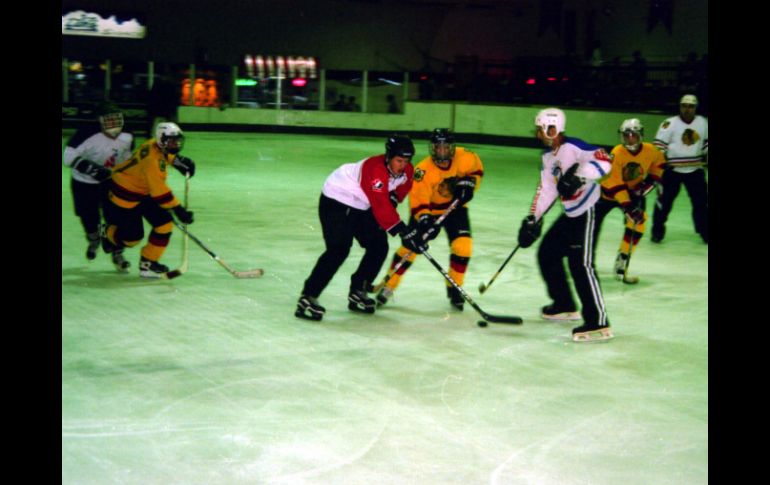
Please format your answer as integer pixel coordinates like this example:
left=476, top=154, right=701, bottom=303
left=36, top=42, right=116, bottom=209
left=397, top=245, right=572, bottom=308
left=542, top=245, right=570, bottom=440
left=416, top=213, right=440, bottom=242
left=172, top=205, right=194, bottom=224
left=517, top=215, right=542, bottom=249
left=453, top=177, right=476, bottom=204
left=400, top=225, right=428, bottom=254
left=73, top=158, right=112, bottom=182
left=173, top=155, right=196, bottom=178
left=389, top=191, right=399, bottom=208
left=557, top=163, right=582, bottom=199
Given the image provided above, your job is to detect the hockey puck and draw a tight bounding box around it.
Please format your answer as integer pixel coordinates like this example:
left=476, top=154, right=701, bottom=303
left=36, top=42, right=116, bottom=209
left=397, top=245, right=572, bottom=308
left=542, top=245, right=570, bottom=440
left=477, top=320, right=488, bottom=327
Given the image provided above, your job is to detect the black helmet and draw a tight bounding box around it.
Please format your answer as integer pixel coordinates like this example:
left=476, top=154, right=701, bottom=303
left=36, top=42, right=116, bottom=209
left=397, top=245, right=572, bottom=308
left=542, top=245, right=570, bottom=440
left=385, top=134, right=415, bottom=161
left=95, top=102, right=124, bottom=137
left=429, top=128, right=455, bottom=166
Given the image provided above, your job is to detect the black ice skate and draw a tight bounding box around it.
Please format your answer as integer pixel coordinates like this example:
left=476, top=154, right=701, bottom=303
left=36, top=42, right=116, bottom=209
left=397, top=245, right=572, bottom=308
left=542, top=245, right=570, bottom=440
left=112, top=249, right=130, bottom=273
left=614, top=252, right=629, bottom=281
left=100, top=225, right=118, bottom=254
left=651, top=225, right=665, bottom=243
left=541, top=303, right=581, bottom=321
left=447, top=286, right=464, bottom=311
left=86, top=230, right=100, bottom=260
left=295, top=295, right=325, bottom=321
left=572, top=323, right=613, bottom=342
left=139, top=256, right=170, bottom=279
left=348, top=289, right=376, bottom=314
left=376, top=287, right=393, bottom=307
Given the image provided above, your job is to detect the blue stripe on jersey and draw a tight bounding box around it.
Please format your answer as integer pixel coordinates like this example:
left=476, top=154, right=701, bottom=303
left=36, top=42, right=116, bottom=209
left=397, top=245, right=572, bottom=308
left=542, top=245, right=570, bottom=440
left=564, top=137, right=599, bottom=150
left=589, top=160, right=607, bottom=176
left=565, top=183, right=597, bottom=213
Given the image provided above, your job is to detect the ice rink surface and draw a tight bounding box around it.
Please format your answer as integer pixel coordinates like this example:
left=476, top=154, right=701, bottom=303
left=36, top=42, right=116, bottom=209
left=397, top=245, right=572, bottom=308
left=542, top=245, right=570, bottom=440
left=61, top=131, right=707, bottom=484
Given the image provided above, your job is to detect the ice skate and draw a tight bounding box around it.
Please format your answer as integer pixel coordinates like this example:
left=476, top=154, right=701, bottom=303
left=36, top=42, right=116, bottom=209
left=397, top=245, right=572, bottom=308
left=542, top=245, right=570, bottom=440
left=139, top=256, right=170, bottom=279
left=112, top=249, right=130, bottom=273
left=295, top=295, right=325, bottom=321
left=348, top=289, right=376, bottom=314
left=541, top=303, right=581, bottom=321
left=614, top=252, right=629, bottom=281
left=86, top=230, right=100, bottom=260
left=447, top=286, right=464, bottom=311
left=572, top=323, right=613, bottom=342
left=376, top=287, right=393, bottom=307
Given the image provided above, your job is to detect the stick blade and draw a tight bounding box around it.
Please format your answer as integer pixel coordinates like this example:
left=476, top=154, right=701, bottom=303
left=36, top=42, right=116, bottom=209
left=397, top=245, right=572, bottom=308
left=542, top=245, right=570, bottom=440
left=483, top=314, right=523, bottom=325
left=478, top=283, right=487, bottom=294
left=233, top=268, right=264, bottom=278
left=622, top=275, right=639, bottom=284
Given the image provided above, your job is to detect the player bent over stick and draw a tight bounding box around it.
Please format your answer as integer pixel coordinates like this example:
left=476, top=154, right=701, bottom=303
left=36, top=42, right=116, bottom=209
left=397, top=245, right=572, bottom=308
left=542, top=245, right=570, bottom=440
left=101, top=122, right=197, bottom=278
left=375, top=128, right=483, bottom=311
left=295, top=135, right=429, bottom=321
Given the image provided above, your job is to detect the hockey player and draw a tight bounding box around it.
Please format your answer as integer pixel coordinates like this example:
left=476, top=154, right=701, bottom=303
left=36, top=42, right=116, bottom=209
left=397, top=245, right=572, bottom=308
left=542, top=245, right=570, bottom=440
left=596, top=119, right=666, bottom=281
left=375, top=128, right=483, bottom=311
left=517, top=108, right=614, bottom=342
left=101, top=122, right=196, bottom=278
left=651, top=94, right=709, bottom=243
left=295, top=135, right=428, bottom=321
left=63, top=102, right=133, bottom=272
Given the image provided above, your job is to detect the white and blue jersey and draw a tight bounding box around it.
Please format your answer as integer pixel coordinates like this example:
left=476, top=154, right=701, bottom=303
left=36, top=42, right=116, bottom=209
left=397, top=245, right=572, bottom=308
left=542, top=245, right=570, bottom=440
left=530, top=137, right=611, bottom=219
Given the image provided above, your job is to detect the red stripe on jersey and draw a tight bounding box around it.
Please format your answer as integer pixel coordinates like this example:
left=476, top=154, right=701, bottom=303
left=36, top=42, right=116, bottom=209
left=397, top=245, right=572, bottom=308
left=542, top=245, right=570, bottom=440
left=153, top=192, right=174, bottom=205
left=450, top=260, right=467, bottom=273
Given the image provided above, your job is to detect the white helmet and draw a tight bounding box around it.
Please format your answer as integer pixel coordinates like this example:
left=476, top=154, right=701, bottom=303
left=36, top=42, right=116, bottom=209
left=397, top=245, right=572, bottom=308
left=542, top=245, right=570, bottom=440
left=155, top=122, right=185, bottom=154
left=619, top=118, right=644, bottom=151
left=680, top=94, right=698, bottom=106
left=535, top=108, right=566, bottom=140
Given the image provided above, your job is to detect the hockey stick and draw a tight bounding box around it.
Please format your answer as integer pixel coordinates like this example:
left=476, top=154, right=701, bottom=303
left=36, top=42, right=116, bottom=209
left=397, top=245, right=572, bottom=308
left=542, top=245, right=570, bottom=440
left=179, top=173, right=190, bottom=273
left=371, top=199, right=460, bottom=294
left=478, top=244, right=520, bottom=294
left=171, top=221, right=264, bottom=278
left=421, top=248, right=523, bottom=325
left=479, top=202, right=556, bottom=295
left=158, top=174, right=191, bottom=280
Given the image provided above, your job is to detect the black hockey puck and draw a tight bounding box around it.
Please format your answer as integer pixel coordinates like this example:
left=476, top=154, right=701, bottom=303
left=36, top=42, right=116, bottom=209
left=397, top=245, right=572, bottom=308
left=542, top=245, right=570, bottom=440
left=477, top=320, right=488, bottom=327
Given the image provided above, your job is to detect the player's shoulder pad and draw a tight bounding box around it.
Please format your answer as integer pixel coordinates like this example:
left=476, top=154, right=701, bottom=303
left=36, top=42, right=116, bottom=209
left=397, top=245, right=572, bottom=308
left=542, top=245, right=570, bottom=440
left=67, top=123, right=102, bottom=148
left=563, top=137, right=599, bottom=151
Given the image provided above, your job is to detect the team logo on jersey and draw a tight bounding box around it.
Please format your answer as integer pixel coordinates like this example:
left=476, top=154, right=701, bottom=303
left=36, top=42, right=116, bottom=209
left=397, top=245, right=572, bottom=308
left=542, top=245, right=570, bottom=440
left=593, top=149, right=611, bottom=162
left=371, top=178, right=384, bottom=192
left=622, top=162, right=642, bottom=182
left=159, top=158, right=167, bottom=172
left=438, top=177, right=456, bottom=198
left=414, top=168, right=425, bottom=182
left=662, top=121, right=671, bottom=129
left=681, top=129, right=700, bottom=146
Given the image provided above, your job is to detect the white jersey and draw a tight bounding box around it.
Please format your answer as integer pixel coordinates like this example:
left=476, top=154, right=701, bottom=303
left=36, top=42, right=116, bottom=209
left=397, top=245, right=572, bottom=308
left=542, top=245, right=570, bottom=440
left=63, top=125, right=134, bottom=184
left=653, top=115, right=708, bottom=174
left=530, top=137, right=612, bottom=219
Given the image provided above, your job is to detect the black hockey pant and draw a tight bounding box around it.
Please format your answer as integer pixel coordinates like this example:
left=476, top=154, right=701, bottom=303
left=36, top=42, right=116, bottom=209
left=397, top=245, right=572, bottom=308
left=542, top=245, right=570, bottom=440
left=652, top=168, right=708, bottom=239
left=537, top=207, right=609, bottom=326
left=71, top=178, right=110, bottom=235
left=302, top=194, right=389, bottom=298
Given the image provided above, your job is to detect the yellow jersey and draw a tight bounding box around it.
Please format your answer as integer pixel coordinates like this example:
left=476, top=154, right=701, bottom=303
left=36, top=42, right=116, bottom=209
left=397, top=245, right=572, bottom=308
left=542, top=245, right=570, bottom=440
left=409, top=147, right=484, bottom=218
left=602, top=142, right=666, bottom=205
left=109, top=139, right=181, bottom=210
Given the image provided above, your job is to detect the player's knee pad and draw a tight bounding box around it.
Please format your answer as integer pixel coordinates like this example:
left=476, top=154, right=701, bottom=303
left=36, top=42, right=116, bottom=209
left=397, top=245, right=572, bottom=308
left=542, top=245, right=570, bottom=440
left=155, top=221, right=174, bottom=234
left=450, top=236, right=472, bottom=259
left=396, top=246, right=418, bottom=262
left=123, top=238, right=142, bottom=248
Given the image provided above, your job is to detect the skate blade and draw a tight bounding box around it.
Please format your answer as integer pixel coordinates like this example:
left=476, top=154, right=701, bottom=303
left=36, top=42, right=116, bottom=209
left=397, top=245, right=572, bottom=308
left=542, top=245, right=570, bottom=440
left=295, top=309, right=323, bottom=321
left=542, top=312, right=581, bottom=321
left=622, top=275, right=639, bottom=284
left=572, top=328, right=614, bottom=342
